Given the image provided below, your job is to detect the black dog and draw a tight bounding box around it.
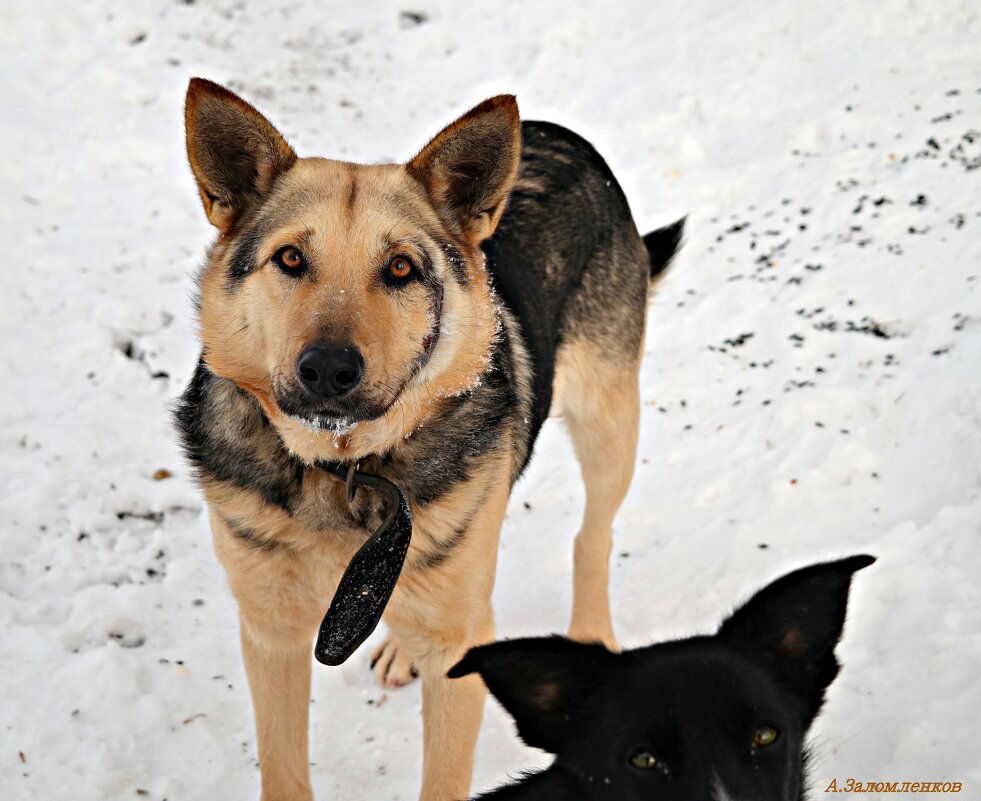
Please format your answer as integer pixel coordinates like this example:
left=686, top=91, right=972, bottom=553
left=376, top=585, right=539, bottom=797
left=450, top=555, right=874, bottom=800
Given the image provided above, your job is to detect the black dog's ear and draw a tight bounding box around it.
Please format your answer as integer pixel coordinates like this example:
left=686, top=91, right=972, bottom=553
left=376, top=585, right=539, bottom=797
left=717, top=555, right=875, bottom=721
left=185, top=78, right=297, bottom=234
left=449, top=636, right=617, bottom=753
left=407, top=95, right=521, bottom=245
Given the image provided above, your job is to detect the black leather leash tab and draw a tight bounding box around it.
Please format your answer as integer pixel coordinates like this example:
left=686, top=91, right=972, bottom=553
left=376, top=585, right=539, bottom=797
left=313, top=462, right=412, bottom=666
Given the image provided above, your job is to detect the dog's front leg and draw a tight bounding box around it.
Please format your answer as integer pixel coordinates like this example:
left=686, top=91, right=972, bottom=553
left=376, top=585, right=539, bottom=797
left=211, top=510, right=336, bottom=801
left=417, top=638, right=493, bottom=801
left=240, top=615, right=315, bottom=801
left=388, top=464, right=511, bottom=801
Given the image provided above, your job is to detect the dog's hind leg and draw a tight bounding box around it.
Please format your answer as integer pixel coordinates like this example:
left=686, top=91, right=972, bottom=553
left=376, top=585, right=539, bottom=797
left=555, top=337, right=642, bottom=651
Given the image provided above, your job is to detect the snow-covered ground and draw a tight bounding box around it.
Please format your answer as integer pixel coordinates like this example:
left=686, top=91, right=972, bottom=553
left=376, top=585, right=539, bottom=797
left=2, top=1, right=979, bottom=798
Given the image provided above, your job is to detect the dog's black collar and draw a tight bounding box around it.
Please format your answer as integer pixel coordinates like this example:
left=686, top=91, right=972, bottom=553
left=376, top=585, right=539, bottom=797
left=312, top=461, right=413, bottom=666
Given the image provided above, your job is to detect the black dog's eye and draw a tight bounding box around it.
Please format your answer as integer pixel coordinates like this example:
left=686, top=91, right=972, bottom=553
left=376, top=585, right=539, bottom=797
left=629, top=750, right=658, bottom=770
left=273, top=246, right=306, bottom=275
left=753, top=724, right=779, bottom=747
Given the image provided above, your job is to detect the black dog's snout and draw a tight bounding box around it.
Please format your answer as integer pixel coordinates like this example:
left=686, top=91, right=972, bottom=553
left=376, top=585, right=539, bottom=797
left=297, top=344, right=364, bottom=398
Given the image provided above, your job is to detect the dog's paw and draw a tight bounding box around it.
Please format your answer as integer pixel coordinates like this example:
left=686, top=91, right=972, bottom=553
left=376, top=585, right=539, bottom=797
left=370, top=638, right=419, bottom=688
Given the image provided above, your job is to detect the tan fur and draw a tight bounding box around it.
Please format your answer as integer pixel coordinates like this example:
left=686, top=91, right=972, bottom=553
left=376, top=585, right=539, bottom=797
left=553, top=337, right=645, bottom=651
left=371, top=637, right=416, bottom=687
left=209, top=503, right=348, bottom=801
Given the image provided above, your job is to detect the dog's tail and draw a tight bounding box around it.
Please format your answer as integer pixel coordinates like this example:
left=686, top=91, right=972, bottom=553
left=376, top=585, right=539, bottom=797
left=643, top=217, right=686, bottom=280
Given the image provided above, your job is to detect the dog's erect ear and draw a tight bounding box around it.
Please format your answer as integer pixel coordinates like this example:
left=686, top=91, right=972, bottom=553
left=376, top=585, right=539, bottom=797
left=407, top=95, right=521, bottom=245
left=185, top=78, right=297, bottom=234
left=717, top=555, right=875, bottom=721
left=448, top=636, right=616, bottom=753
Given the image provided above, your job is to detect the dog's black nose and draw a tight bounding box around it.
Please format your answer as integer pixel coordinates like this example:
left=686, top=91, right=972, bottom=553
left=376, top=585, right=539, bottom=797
left=296, top=344, right=364, bottom=398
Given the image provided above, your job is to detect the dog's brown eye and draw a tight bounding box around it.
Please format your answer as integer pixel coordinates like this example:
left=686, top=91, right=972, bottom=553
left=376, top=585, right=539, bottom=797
left=629, top=750, right=658, bottom=770
left=274, top=246, right=305, bottom=273
left=389, top=257, right=413, bottom=279
left=753, top=725, right=779, bottom=747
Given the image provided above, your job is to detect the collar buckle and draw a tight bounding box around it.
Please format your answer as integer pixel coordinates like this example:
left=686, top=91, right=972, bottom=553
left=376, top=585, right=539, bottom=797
left=345, top=460, right=361, bottom=504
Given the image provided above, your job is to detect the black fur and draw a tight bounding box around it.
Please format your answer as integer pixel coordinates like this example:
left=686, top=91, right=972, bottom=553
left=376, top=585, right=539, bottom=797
left=175, top=360, right=306, bottom=514
left=442, top=242, right=470, bottom=286
left=229, top=223, right=265, bottom=281
left=222, top=514, right=287, bottom=552
left=486, top=121, right=677, bottom=451
left=414, top=484, right=489, bottom=570
left=451, top=556, right=874, bottom=801
left=643, top=217, right=686, bottom=279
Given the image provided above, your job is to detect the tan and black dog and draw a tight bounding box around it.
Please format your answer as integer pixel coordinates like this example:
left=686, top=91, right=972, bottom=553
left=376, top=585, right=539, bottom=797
left=176, top=77, right=683, bottom=801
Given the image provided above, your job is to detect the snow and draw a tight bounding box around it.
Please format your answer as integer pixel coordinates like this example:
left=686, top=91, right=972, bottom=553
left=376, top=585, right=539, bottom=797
left=2, top=0, right=979, bottom=798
